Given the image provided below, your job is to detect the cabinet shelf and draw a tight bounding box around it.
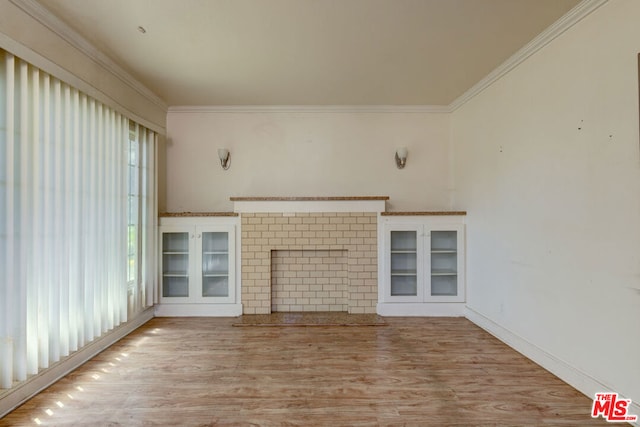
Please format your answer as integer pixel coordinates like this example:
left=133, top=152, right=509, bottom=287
left=163, top=272, right=189, bottom=277
left=203, top=272, right=229, bottom=277
left=431, top=269, right=457, bottom=276
left=203, top=251, right=228, bottom=255
left=391, top=270, right=417, bottom=276
left=431, top=249, right=456, bottom=254
left=163, top=251, right=189, bottom=255
left=391, top=291, right=418, bottom=296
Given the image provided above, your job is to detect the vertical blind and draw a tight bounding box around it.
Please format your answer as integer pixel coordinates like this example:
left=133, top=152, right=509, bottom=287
left=0, top=49, right=157, bottom=390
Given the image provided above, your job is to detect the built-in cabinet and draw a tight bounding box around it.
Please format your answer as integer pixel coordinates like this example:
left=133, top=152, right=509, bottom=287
left=157, top=216, right=242, bottom=316
left=378, top=214, right=466, bottom=316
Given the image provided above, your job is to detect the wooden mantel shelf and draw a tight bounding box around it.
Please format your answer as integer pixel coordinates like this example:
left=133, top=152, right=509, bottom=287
left=159, top=212, right=239, bottom=217
left=381, top=211, right=466, bottom=216
left=230, top=196, right=389, bottom=201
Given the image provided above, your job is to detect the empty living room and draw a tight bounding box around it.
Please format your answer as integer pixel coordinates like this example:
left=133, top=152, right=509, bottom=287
left=1, top=0, right=638, bottom=425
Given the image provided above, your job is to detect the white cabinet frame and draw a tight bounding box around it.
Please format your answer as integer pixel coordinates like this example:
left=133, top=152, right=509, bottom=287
left=157, top=216, right=242, bottom=316
left=378, top=215, right=466, bottom=316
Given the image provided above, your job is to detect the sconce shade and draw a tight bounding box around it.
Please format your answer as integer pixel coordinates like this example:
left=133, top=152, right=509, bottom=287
left=218, top=148, right=231, bottom=170
left=395, top=147, right=408, bottom=169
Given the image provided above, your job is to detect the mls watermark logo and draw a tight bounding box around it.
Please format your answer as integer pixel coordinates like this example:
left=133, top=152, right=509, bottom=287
left=591, top=392, right=638, bottom=423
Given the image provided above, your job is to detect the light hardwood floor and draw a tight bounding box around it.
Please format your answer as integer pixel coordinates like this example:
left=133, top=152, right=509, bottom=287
left=1, top=317, right=607, bottom=426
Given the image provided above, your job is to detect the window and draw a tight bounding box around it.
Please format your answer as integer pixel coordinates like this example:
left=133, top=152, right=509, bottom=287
left=127, top=122, right=157, bottom=307
left=128, top=123, right=140, bottom=287
left=0, top=49, right=157, bottom=391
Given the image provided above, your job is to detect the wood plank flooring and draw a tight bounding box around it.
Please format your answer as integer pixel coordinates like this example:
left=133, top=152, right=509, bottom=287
left=0, top=317, right=607, bottom=426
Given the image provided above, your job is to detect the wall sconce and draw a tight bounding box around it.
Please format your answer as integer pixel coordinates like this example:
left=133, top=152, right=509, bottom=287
left=218, top=148, right=231, bottom=170
left=395, top=147, right=408, bottom=169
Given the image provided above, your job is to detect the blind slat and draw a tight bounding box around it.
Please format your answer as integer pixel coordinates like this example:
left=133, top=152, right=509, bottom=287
left=40, top=72, right=51, bottom=370
left=1, top=52, right=16, bottom=389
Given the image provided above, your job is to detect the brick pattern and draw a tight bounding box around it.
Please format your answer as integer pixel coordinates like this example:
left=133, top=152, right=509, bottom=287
left=271, top=250, right=348, bottom=312
left=241, top=212, right=378, bottom=314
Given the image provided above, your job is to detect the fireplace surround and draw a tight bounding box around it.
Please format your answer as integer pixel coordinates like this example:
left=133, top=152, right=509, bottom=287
left=232, top=197, right=387, bottom=314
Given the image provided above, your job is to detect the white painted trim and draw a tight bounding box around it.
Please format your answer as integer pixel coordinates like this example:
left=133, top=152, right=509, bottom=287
left=154, top=304, right=243, bottom=317
left=168, top=105, right=450, bottom=114
left=0, top=307, right=154, bottom=418
left=377, top=213, right=386, bottom=305
left=377, top=302, right=465, bottom=317
left=631, top=402, right=640, bottom=427
left=448, top=0, right=609, bottom=112
left=233, top=200, right=386, bottom=214
left=465, top=306, right=639, bottom=426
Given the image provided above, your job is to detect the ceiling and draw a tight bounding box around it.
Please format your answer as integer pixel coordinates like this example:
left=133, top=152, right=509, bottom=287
left=39, top=0, right=580, bottom=106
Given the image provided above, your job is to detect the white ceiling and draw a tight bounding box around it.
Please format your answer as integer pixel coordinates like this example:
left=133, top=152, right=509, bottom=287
left=39, top=0, right=580, bottom=106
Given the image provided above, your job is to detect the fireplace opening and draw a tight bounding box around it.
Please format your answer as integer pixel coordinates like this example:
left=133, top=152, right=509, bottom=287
left=271, top=250, right=348, bottom=312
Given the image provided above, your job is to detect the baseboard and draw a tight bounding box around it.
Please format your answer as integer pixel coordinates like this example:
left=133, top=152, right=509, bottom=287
left=632, top=402, right=640, bottom=427
left=465, top=306, right=639, bottom=427
left=0, top=307, right=154, bottom=418
left=377, top=302, right=465, bottom=316
left=154, top=303, right=243, bottom=317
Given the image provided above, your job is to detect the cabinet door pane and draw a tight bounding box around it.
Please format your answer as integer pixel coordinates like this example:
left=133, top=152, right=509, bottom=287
left=391, top=252, right=417, bottom=274
left=163, top=253, right=189, bottom=274
left=391, top=275, right=417, bottom=296
left=202, top=232, right=229, bottom=298
left=431, top=231, right=457, bottom=251
left=430, top=230, right=458, bottom=297
left=391, top=231, right=417, bottom=251
left=163, top=277, right=189, bottom=297
left=431, top=276, right=457, bottom=296
left=203, top=277, right=229, bottom=297
left=431, top=253, right=457, bottom=274
left=162, top=232, right=190, bottom=298
left=202, top=232, right=229, bottom=252
left=163, top=232, right=189, bottom=252
left=390, top=230, right=418, bottom=297
left=202, top=253, right=229, bottom=275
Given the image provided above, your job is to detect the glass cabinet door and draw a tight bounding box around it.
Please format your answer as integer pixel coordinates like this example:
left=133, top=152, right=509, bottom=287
left=390, top=230, right=418, bottom=296
left=201, top=232, right=229, bottom=297
left=162, top=232, right=190, bottom=297
left=430, top=230, right=458, bottom=297
left=383, top=220, right=464, bottom=306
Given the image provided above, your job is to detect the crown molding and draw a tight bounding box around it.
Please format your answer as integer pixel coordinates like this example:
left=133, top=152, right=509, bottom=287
left=168, top=105, right=451, bottom=114
left=9, top=0, right=168, bottom=112
left=448, top=0, right=609, bottom=112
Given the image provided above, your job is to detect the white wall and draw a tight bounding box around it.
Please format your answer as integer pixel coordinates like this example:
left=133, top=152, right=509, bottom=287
left=452, top=0, right=640, bottom=410
left=166, top=109, right=451, bottom=212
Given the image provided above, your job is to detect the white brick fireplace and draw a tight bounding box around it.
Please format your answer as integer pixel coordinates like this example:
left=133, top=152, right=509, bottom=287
left=231, top=197, right=387, bottom=314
